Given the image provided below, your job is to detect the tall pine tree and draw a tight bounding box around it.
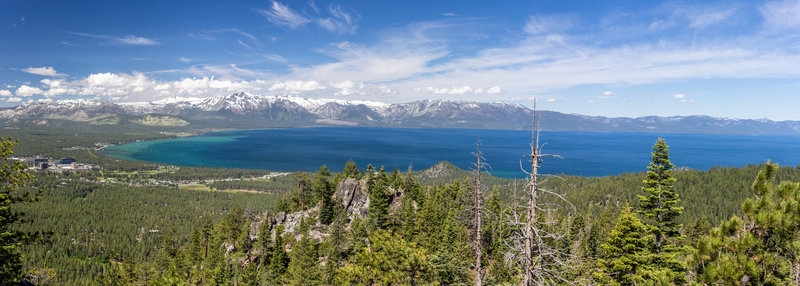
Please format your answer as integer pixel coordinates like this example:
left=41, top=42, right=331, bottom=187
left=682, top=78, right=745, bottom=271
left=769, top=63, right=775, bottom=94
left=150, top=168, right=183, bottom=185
left=0, top=137, right=34, bottom=284
left=637, top=138, right=686, bottom=283
left=638, top=138, right=683, bottom=253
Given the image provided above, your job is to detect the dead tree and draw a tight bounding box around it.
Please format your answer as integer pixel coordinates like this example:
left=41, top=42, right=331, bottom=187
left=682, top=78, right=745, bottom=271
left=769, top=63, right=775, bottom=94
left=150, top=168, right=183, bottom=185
left=472, top=140, right=488, bottom=286
left=510, top=100, right=575, bottom=286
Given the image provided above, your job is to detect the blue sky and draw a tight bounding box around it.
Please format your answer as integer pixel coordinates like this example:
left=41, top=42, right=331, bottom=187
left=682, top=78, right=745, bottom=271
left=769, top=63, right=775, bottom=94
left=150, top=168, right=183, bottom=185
left=2, top=0, right=800, bottom=120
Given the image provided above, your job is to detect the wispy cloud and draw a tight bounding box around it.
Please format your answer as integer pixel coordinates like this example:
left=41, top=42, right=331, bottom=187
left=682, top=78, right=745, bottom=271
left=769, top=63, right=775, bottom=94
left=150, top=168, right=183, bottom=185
left=68, top=32, right=160, bottom=46
left=178, top=57, right=192, bottom=63
left=263, top=53, right=288, bottom=63
left=189, top=28, right=259, bottom=42
left=524, top=15, right=570, bottom=35
left=21, top=66, right=67, bottom=77
left=760, top=0, right=800, bottom=30
left=258, top=1, right=311, bottom=29
left=257, top=1, right=359, bottom=34
left=688, top=7, right=736, bottom=28
left=317, top=5, right=358, bottom=34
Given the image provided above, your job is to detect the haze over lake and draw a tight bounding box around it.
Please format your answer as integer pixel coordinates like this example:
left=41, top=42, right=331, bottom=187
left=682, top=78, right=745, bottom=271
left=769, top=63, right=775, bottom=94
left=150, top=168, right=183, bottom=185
left=102, top=127, right=800, bottom=177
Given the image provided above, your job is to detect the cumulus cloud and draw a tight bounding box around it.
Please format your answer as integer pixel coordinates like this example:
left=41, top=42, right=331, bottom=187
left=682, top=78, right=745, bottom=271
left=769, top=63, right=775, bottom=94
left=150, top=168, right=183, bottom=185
left=486, top=86, right=502, bottom=94
left=331, top=80, right=365, bottom=96
left=16, top=85, right=43, bottom=97
left=427, top=86, right=473, bottom=95
left=0, top=90, right=11, bottom=97
left=22, top=67, right=66, bottom=77
left=673, top=93, right=686, bottom=99
left=7, top=97, right=22, bottom=103
left=379, top=86, right=398, bottom=95
left=269, top=80, right=325, bottom=93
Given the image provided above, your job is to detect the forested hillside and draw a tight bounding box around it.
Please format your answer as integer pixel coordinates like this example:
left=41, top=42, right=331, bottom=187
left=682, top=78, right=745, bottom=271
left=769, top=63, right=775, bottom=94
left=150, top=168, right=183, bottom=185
left=4, top=125, right=800, bottom=285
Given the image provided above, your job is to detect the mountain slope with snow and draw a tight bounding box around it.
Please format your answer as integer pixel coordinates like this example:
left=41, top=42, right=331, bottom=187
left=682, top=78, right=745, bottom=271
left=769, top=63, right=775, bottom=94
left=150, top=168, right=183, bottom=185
left=3, top=92, right=800, bottom=135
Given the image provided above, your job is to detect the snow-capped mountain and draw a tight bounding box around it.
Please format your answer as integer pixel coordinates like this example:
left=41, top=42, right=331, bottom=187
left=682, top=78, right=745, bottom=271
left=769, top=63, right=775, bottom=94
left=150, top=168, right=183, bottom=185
left=3, top=92, right=800, bottom=135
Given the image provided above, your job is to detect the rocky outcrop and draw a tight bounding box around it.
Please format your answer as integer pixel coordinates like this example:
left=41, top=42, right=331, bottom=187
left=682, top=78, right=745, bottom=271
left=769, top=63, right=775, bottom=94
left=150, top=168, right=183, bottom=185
left=334, top=178, right=370, bottom=219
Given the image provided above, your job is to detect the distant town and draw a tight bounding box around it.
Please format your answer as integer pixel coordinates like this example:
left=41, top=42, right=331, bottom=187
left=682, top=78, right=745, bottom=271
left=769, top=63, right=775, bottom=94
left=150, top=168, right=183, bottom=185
left=11, top=156, right=98, bottom=171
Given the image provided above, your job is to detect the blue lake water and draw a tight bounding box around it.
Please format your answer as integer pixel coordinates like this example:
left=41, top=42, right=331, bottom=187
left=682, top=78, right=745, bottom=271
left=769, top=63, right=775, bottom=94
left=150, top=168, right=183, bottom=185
left=101, top=127, right=800, bottom=177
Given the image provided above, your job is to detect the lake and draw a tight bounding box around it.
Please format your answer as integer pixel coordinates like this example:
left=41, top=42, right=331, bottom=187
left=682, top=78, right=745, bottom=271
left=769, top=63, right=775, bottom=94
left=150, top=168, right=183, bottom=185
left=101, top=127, right=800, bottom=177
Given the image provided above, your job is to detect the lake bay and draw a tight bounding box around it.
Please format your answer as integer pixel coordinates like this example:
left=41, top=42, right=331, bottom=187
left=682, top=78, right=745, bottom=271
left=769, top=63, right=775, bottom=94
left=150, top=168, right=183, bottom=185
left=101, top=127, right=800, bottom=177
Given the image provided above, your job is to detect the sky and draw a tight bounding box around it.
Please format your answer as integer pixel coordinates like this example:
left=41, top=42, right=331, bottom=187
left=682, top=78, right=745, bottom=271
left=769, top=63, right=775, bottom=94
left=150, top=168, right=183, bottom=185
left=1, top=0, right=800, bottom=120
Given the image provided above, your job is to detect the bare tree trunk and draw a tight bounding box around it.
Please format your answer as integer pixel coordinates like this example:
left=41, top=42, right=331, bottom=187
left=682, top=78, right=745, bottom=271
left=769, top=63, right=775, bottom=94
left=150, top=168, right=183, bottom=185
left=523, top=101, right=540, bottom=286
left=473, top=141, right=484, bottom=286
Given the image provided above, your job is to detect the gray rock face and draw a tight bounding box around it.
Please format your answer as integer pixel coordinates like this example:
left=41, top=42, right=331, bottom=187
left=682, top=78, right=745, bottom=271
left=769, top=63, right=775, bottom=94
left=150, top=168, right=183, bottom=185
left=334, top=178, right=370, bottom=219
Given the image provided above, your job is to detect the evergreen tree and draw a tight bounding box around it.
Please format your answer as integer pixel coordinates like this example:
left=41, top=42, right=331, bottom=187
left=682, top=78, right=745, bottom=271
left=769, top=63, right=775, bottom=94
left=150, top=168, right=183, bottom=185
left=334, top=230, right=431, bottom=285
left=637, top=138, right=686, bottom=283
left=287, top=234, right=321, bottom=286
left=0, top=137, right=35, bottom=284
left=257, top=217, right=273, bottom=266
left=689, top=163, right=800, bottom=284
left=316, top=166, right=336, bottom=225
left=323, top=211, right=348, bottom=284
left=269, top=225, right=289, bottom=281
left=368, top=166, right=391, bottom=230
left=638, top=138, right=683, bottom=253
left=594, top=206, right=655, bottom=285
left=344, top=160, right=360, bottom=178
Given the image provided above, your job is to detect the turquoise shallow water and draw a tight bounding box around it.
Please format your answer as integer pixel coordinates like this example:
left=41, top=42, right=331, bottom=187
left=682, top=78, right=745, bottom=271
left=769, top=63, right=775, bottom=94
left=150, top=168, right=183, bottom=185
left=101, top=127, right=800, bottom=177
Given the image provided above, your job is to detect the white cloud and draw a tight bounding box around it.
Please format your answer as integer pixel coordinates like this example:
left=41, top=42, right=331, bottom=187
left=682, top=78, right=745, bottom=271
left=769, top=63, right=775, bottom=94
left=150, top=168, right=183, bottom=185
left=379, top=86, right=398, bottom=95
left=41, top=79, right=62, bottom=88
left=486, top=86, right=502, bottom=94
left=178, top=57, right=192, bottom=63
left=331, top=80, right=365, bottom=96
left=116, top=35, right=160, bottom=46
left=427, top=85, right=474, bottom=95
left=263, top=53, right=288, bottom=63
left=688, top=8, right=736, bottom=28
left=603, top=91, right=616, bottom=97
left=87, top=73, right=129, bottom=87
left=259, top=1, right=311, bottom=29
left=22, top=67, right=66, bottom=77
left=547, top=98, right=557, bottom=102
left=69, top=32, right=160, bottom=46
left=7, top=97, right=22, bottom=103
left=524, top=15, right=569, bottom=35
left=760, top=0, right=800, bottom=29
left=0, top=90, right=11, bottom=97
left=269, top=80, right=325, bottom=93
left=16, top=85, right=43, bottom=97
left=258, top=2, right=358, bottom=34
left=317, top=5, right=358, bottom=34
left=673, top=93, right=686, bottom=99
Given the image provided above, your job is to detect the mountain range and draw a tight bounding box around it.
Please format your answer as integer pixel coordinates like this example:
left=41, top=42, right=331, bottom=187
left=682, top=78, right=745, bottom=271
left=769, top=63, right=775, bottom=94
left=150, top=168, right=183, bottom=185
left=2, top=92, right=799, bottom=135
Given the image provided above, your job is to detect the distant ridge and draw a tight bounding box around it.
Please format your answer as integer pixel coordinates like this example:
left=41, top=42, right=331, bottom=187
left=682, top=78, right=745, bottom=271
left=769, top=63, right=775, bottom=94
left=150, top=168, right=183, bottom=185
left=3, top=92, right=800, bottom=135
